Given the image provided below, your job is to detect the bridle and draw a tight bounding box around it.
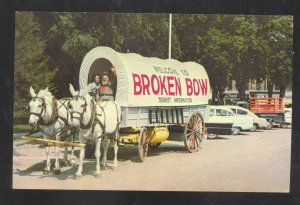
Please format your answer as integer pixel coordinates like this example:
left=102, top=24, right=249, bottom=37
left=69, top=95, right=95, bottom=129
left=29, top=95, right=58, bottom=126
left=29, top=96, right=46, bottom=118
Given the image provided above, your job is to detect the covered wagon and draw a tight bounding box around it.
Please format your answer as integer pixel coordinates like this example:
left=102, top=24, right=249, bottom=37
left=79, top=47, right=211, bottom=161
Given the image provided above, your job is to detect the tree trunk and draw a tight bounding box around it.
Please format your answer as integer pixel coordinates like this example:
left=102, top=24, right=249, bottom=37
left=279, top=84, right=286, bottom=98
left=267, top=79, right=274, bottom=97
left=277, top=75, right=288, bottom=98
left=235, top=79, right=246, bottom=100
left=211, top=88, right=217, bottom=105
left=217, top=85, right=226, bottom=105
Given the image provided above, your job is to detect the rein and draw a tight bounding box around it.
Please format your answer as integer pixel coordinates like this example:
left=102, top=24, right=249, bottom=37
left=29, top=96, right=45, bottom=118
left=70, top=95, right=96, bottom=130
left=94, top=100, right=121, bottom=141
left=29, top=95, right=58, bottom=126
left=28, top=95, right=75, bottom=140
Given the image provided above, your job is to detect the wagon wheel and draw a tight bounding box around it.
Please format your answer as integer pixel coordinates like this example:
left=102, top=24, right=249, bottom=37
left=149, top=142, right=161, bottom=148
left=138, top=127, right=150, bottom=162
left=184, top=112, right=205, bottom=152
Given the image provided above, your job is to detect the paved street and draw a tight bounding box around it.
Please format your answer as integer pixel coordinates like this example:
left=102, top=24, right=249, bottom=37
left=13, top=128, right=291, bottom=192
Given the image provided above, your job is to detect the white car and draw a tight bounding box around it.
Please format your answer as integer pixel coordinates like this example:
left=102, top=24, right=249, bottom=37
left=227, top=105, right=272, bottom=130
left=284, top=108, right=292, bottom=126
left=203, top=105, right=254, bottom=135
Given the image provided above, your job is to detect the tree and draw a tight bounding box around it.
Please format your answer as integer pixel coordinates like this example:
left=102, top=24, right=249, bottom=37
left=34, top=12, right=171, bottom=96
left=14, top=12, right=56, bottom=114
left=225, top=16, right=260, bottom=100
left=173, top=15, right=233, bottom=104
left=256, top=16, right=293, bottom=97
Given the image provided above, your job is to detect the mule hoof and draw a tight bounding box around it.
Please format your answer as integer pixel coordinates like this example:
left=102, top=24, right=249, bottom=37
left=43, top=170, right=50, bottom=175
left=54, top=169, right=61, bottom=175
left=74, top=175, right=81, bottom=180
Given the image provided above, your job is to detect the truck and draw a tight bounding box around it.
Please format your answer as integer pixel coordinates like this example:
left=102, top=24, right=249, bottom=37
left=249, top=98, right=290, bottom=128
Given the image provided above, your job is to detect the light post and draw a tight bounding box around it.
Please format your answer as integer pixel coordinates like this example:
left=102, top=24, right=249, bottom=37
left=168, top=13, right=172, bottom=59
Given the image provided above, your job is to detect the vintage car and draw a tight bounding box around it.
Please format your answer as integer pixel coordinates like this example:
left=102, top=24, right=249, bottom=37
left=284, top=108, right=292, bottom=127
left=227, top=105, right=272, bottom=130
left=201, top=105, right=254, bottom=137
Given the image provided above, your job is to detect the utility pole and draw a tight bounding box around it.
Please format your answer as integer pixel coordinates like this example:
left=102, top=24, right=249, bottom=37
left=168, top=13, right=172, bottom=59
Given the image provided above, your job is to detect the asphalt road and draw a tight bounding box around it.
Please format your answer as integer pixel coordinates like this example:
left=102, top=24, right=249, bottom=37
left=13, top=128, right=291, bottom=192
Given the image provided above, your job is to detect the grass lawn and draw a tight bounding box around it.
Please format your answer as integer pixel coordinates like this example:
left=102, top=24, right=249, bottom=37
left=13, top=124, right=32, bottom=133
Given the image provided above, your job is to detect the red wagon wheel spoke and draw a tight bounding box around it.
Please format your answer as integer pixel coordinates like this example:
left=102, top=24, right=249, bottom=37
left=186, top=131, right=193, bottom=137
left=184, top=112, right=205, bottom=153
left=138, top=127, right=149, bottom=162
left=187, top=128, right=194, bottom=132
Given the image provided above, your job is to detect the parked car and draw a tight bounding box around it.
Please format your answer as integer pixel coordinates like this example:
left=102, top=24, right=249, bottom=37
left=227, top=105, right=272, bottom=130
left=284, top=108, right=292, bottom=127
left=201, top=105, right=254, bottom=136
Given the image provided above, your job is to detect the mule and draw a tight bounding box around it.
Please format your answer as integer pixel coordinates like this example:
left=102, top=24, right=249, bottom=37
left=68, top=84, right=121, bottom=179
left=28, top=86, right=76, bottom=174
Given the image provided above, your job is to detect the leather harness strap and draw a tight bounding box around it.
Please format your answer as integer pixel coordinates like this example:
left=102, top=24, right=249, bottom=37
left=28, top=96, right=75, bottom=140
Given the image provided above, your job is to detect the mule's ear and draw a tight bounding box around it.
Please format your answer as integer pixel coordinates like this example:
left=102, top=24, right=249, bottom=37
left=30, top=86, right=36, bottom=97
left=69, top=84, right=76, bottom=96
left=45, top=87, right=49, bottom=91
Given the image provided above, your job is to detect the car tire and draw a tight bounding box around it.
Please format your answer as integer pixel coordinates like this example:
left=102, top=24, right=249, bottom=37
left=265, top=123, right=272, bottom=130
left=250, top=124, right=258, bottom=132
left=207, top=133, right=217, bottom=139
left=232, top=127, right=240, bottom=135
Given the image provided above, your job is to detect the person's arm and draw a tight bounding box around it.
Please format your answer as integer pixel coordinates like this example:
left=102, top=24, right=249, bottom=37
left=111, top=64, right=117, bottom=76
left=110, top=65, right=117, bottom=100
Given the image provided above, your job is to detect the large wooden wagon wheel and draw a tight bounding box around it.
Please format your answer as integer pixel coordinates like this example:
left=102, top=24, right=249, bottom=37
left=184, top=112, right=205, bottom=152
left=138, top=127, right=150, bottom=162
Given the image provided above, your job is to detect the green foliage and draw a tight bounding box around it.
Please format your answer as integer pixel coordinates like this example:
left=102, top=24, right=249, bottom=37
left=14, top=12, right=56, bottom=116
left=255, top=16, right=293, bottom=97
left=173, top=14, right=233, bottom=103
left=15, top=12, right=293, bottom=106
left=32, top=12, right=171, bottom=96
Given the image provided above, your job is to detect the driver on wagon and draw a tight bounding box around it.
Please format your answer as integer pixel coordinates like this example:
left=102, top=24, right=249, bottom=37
left=96, top=65, right=117, bottom=102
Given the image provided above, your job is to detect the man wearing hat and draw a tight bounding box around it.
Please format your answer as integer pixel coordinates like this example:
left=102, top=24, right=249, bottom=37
left=96, top=65, right=117, bottom=102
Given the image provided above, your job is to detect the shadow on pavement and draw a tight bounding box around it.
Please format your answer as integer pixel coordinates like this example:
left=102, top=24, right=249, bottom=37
left=207, top=136, right=231, bottom=140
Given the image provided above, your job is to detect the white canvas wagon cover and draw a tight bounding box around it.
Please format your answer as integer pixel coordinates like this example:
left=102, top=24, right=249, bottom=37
left=79, top=47, right=210, bottom=107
